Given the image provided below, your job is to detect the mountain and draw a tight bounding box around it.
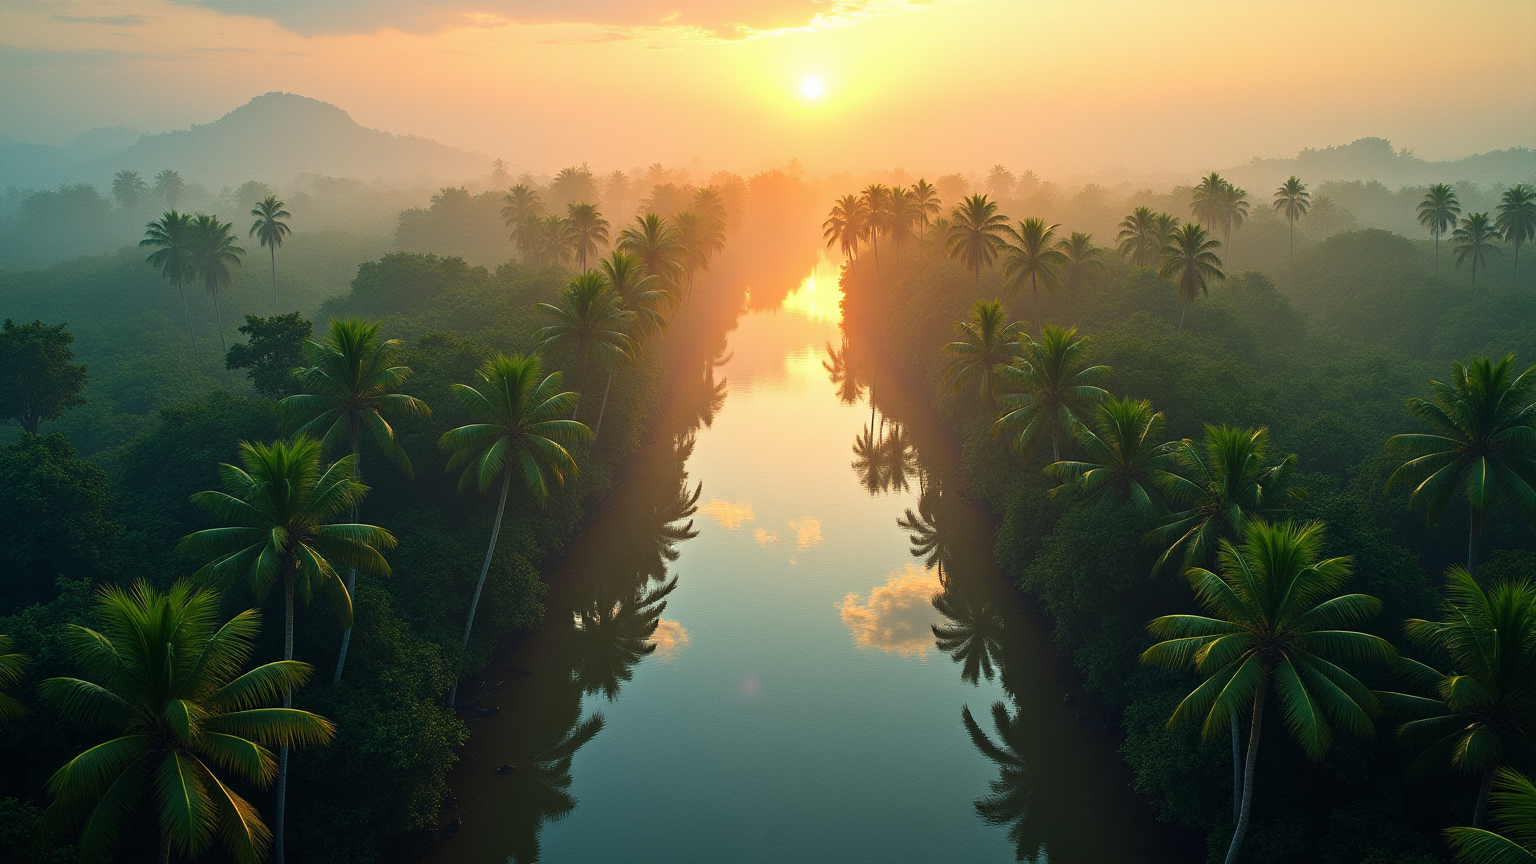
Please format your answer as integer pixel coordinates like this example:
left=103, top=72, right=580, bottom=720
left=1223, top=137, right=1536, bottom=194
left=0, top=93, right=487, bottom=189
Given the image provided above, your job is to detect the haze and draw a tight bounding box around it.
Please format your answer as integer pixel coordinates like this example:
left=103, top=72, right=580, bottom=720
left=4, top=0, right=1533, bottom=176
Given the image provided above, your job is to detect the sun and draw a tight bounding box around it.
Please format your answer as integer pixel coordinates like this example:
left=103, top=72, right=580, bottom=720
left=800, top=76, right=824, bottom=100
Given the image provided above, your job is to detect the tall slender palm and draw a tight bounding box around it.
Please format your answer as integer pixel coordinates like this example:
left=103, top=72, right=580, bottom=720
left=1420, top=184, right=1463, bottom=273
left=887, top=186, right=919, bottom=263
left=439, top=354, right=591, bottom=707
left=1159, top=223, right=1224, bottom=330
left=601, top=251, right=670, bottom=338
left=565, top=202, right=609, bottom=272
left=942, top=299, right=1022, bottom=401
left=823, top=339, right=865, bottom=406
left=672, top=210, right=712, bottom=297
left=535, top=271, right=635, bottom=436
left=998, top=217, right=1066, bottom=301
left=1142, top=519, right=1391, bottom=864
left=0, top=635, right=25, bottom=722
left=1497, top=184, right=1536, bottom=281
left=992, top=325, right=1111, bottom=461
left=112, top=169, right=148, bottom=211
left=1219, top=182, right=1250, bottom=251
left=189, top=214, right=244, bottom=353
left=1456, top=213, right=1503, bottom=283
left=1190, top=172, right=1232, bottom=229
left=141, top=211, right=200, bottom=358
left=860, top=184, right=892, bottom=277
left=946, top=194, right=1009, bottom=288
left=1148, top=424, right=1301, bottom=575
left=153, top=169, right=185, bottom=209
left=1116, top=206, right=1160, bottom=267
left=41, top=582, right=333, bottom=864
left=1045, top=396, right=1170, bottom=512
left=502, top=184, right=544, bottom=263
left=279, top=318, right=430, bottom=683
left=1386, top=355, right=1536, bottom=573
left=1054, top=231, right=1103, bottom=292
left=911, top=179, right=941, bottom=246
left=1446, top=768, right=1536, bottom=862
left=177, top=436, right=392, bottom=864
left=618, top=213, right=684, bottom=289
left=1151, top=211, right=1182, bottom=254
left=249, top=196, right=292, bottom=314
left=1273, top=176, right=1311, bottom=258
left=1382, top=568, right=1536, bottom=828
left=824, top=194, right=867, bottom=263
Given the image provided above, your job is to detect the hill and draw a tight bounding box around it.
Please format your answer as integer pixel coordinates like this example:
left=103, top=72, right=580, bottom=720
left=1223, top=137, right=1536, bottom=194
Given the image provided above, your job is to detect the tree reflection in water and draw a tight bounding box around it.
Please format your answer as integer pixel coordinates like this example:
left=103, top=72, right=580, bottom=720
left=571, top=576, right=679, bottom=700
left=502, top=714, right=606, bottom=864
left=962, top=702, right=1048, bottom=864
left=851, top=419, right=920, bottom=496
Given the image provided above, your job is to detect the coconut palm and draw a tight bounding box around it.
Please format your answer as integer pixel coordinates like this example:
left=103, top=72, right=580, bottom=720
left=887, top=186, right=919, bottom=262
left=1382, top=567, right=1536, bottom=828
left=671, top=210, right=711, bottom=297
left=911, top=179, right=941, bottom=244
left=536, top=271, right=635, bottom=435
left=1055, top=231, right=1104, bottom=292
left=618, top=213, right=684, bottom=288
left=861, top=184, right=892, bottom=275
left=533, top=214, right=575, bottom=267
left=1497, top=184, right=1536, bottom=280
left=998, top=217, right=1066, bottom=301
left=177, top=436, right=392, bottom=864
left=942, top=300, right=1023, bottom=401
left=439, top=354, right=591, bottom=707
left=1116, top=206, right=1161, bottom=267
left=40, top=582, right=334, bottom=864
left=824, top=194, right=867, bottom=263
left=946, top=194, right=1010, bottom=288
left=1159, top=223, right=1224, bottom=331
left=1046, top=396, right=1170, bottom=511
left=111, top=169, right=148, bottom=211
left=565, top=202, right=609, bottom=272
left=992, top=325, right=1110, bottom=461
left=961, top=701, right=1038, bottom=859
left=502, top=184, right=544, bottom=262
left=153, top=169, right=185, bottom=209
left=249, top=196, right=292, bottom=314
left=1455, top=213, right=1503, bottom=282
left=0, top=635, right=25, bottom=722
left=141, top=211, right=200, bottom=358
left=1219, top=182, right=1251, bottom=250
left=1151, top=211, right=1182, bottom=254
left=1386, top=355, right=1536, bottom=573
left=1141, top=519, right=1391, bottom=864
left=601, top=250, right=671, bottom=343
left=189, top=214, right=244, bottom=353
left=823, top=339, right=865, bottom=406
left=1420, top=184, right=1463, bottom=272
left=1190, top=172, right=1229, bottom=230
left=1446, top=768, right=1536, bottom=862
left=279, top=318, right=430, bottom=683
left=1273, top=176, right=1312, bottom=258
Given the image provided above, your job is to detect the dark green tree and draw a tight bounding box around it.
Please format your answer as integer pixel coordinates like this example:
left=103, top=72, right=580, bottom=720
left=224, top=313, right=312, bottom=397
left=0, top=319, right=88, bottom=434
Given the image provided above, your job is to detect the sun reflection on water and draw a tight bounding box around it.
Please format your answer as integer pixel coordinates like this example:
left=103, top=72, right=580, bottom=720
left=779, top=258, right=844, bottom=323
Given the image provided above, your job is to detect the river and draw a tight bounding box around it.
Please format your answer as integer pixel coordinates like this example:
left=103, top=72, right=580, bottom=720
left=420, top=254, right=1188, bottom=863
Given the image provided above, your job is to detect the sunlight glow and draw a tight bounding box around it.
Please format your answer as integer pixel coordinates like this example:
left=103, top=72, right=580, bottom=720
left=800, top=76, right=824, bottom=99
left=779, top=260, right=843, bottom=323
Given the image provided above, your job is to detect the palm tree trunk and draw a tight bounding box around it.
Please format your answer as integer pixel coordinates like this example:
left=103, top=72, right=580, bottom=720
left=1223, top=678, right=1267, bottom=864
left=593, top=367, right=615, bottom=439
left=1178, top=301, right=1188, bottom=332
left=1435, top=232, right=1441, bottom=272
left=1474, top=764, right=1496, bottom=828
left=210, top=285, right=228, bottom=354
left=1288, top=217, right=1294, bottom=259
left=447, top=470, right=512, bottom=708
left=334, top=430, right=361, bottom=684
left=270, top=245, right=279, bottom=315
left=1231, top=719, right=1242, bottom=824
left=275, top=574, right=295, bottom=864
left=177, top=277, right=199, bottom=360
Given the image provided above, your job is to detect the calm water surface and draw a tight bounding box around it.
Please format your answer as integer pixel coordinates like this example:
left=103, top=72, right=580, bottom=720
left=424, top=258, right=1186, bottom=863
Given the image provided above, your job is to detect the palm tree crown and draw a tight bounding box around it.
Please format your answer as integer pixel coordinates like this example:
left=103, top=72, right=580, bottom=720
left=618, top=213, right=684, bottom=288
left=1446, top=768, right=1536, bottom=862
left=1497, top=184, right=1536, bottom=280
left=601, top=251, right=671, bottom=337
left=153, top=169, right=185, bottom=209
left=1116, top=206, right=1161, bottom=267
left=565, top=202, right=610, bottom=271
left=112, top=170, right=148, bottom=210
left=1046, top=396, right=1171, bottom=512
left=998, top=217, right=1066, bottom=300
left=249, top=196, right=292, bottom=313
left=189, top=214, right=245, bottom=353
left=535, top=271, right=635, bottom=392
left=141, top=210, right=200, bottom=358
left=1159, top=223, right=1224, bottom=330
left=942, top=299, right=1022, bottom=401
left=824, top=193, right=867, bottom=262
left=1054, top=232, right=1104, bottom=292
left=1273, top=176, right=1311, bottom=257
left=992, top=324, right=1110, bottom=461
left=0, top=635, right=25, bottom=722
left=1420, top=184, right=1463, bottom=272
left=1455, top=213, right=1503, bottom=282
left=946, top=194, right=1010, bottom=287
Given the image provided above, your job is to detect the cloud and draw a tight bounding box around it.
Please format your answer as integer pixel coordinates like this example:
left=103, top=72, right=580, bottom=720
left=837, top=563, right=943, bottom=658
left=698, top=499, right=754, bottom=530
left=650, top=619, right=689, bottom=659
left=754, top=527, right=779, bottom=546
left=52, top=14, right=151, bottom=25
left=788, top=517, right=822, bottom=550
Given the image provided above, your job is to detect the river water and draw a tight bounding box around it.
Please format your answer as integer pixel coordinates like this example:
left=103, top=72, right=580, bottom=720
left=423, top=256, right=1186, bottom=863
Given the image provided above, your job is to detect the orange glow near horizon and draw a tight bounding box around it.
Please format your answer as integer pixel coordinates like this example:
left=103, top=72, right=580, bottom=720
left=780, top=259, right=843, bottom=324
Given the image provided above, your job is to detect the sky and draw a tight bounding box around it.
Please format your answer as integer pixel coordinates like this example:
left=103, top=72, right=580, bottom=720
left=2, top=0, right=1534, bottom=177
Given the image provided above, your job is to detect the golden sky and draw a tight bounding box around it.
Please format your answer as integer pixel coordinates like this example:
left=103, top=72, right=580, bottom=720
left=3, top=0, right=1533, bottom=175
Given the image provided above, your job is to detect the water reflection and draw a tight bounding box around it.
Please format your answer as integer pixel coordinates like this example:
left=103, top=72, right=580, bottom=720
left=852, top=420, right=920, bottom=496
left=838, top=563, right=945, bottom=658
left=572, top=576, right=678, bottom=700
left=963, top=702, right=1047, bottom=864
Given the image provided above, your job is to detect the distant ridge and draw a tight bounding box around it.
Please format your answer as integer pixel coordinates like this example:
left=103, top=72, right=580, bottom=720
left=1223, top=137, right=1536, bottom=193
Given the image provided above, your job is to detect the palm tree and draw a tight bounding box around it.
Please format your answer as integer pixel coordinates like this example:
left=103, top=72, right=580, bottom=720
left=1159, top=223, right=1224, bottom=331
left=536, top=271, right=635, bottom=436
left=1273, top=176, right=1311, bottom=258
left=942, top=299, right=1022, bottom=401
left=1151, top=211, right=1182, bottom=254
left=439, top=354, right=591, bottom=707
left=1046, top=396, right=1170, bottom=512
left=1054, top=231, right=1104, bottom=292
left=935, top=591, right=1005, bottom=685
left=998, top=217, right=1066, bottom=301
left=189, top=214, right=244, bottom=353
left=1420, top=184, right=1463, bottom=272
left=1386, top=355, right=1536, bottom=573
left=1497, top=184, right=1536, bottom=280
left=861, top=184, right=892, bottom=276
left=279, top=319, right=430, bottom=683
left=1190, top=172, right=1232, bottom=230
left=946, top=194, right=1009, bottom=288
left=992, top=325, right=1111, bottom=461
left=911, top=179, right=941, bottom=246
left=1116, top=206, right=1161, bottom=267
left=249, top=196, right=292, bottom=314
left=41, top=581, right=334, bottom=864
left=1455, top=213, right=1503, bottom=282
left=672, top=210, right=710, bottom=297
left=824, top=194, right=867, bottom=263
left=153, top=169, right=185, bottom=209
left=1142, top=519, right=1391, bottom=864
left=1382, top=568, right=1536, bottom=828
left=141, top=211, right=200, bottom=358
left=887, top=186, right=919, bottom=262
left=0, top=635, right=25, bottom=722
left=1219, top=182, right=1250, bottom=252
left=618, top=213, right=684, bottom=289
left=177, top=436, right=392, bottom=864
left=1446, top=768, right=1536, bottom=862
left=962, top=701, right=1039, bottom=859
left=1148, top=424, right=1301, bottom=575
left=502, top=184, right=544, bottom=263
left=565, top=202, right=609, bottom=272
left=535, top=214, right=576, bottom=267
left=111, top=169, right=147, bottom=211
left=601, top=251, right=671, bottom=338
left=823, top=339, right=865, bottom=406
